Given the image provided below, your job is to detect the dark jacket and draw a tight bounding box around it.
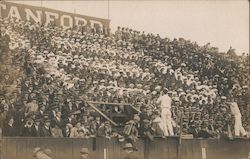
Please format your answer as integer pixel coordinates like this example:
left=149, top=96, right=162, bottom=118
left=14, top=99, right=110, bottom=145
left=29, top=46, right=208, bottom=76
left=3, top=124, right=16, bottom=136
left=40, top=126, right=52, bottom=137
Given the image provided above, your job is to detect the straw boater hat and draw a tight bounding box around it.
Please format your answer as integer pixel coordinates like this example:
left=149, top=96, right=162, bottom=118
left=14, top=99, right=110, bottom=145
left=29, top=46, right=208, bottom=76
left=123, top=143, right=138, bottom=151
left=33, top=147, right=41, bottom=155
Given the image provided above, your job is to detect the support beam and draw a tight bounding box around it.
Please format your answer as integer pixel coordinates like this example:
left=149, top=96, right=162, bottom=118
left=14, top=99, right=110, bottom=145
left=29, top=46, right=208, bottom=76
left=87, top=101, right=142, bottom=113
left=87, top=102, right=118, bottom=126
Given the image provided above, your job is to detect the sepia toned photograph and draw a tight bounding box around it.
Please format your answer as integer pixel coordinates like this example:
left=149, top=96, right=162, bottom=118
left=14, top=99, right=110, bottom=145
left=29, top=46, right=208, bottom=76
left=0, top=0, right=249, bottom=159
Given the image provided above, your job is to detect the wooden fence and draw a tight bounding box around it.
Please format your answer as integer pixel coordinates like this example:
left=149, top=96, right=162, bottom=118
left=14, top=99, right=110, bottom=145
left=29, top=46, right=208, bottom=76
left=0, top=137, right=249, bottom=159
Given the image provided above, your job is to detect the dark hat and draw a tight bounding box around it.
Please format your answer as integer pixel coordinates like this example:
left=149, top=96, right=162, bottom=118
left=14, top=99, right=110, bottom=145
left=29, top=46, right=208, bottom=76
left=51, top=105, right=59, bottom=110
left=143, top=119, right=150, bottom=123
left=45, top=119, right=51, bottom=123
left=123, top=143, right=137, bottom=151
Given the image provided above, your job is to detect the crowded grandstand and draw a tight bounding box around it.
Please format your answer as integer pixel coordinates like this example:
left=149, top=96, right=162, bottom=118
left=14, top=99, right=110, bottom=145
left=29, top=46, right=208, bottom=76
left=0, top=3, right=249, bottom=143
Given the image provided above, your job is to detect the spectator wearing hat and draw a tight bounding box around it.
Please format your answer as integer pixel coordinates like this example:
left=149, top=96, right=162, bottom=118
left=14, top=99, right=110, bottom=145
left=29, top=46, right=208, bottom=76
left=22, top=118, right=35, bottom=136
left=3, top=116, right=16, bottom=136
left=51, top=111, right=64, bottom=129
left=43, top=148, right=53, bottom=159
left=140, top=119, right=154, bottom=141
left=79, top=147, right=93, bottom=159
left=49, top=105, right=59, bottom=119
left=64, top=111, right=78, bottom=127
left=90, top=116, right=102, bottom=135
left=51, top=124, right=63, bottom=138
left=97, top=121, right=113, bottom=139
left=37, top=105, right=46, bottom=119
left=40, top=119, right=52, bottom=137
left=0, top=28, right=10, bottom=55
left=25, top=98, right=39, bottom=116
left=31, top=118, right=42, bottom=137
left=123, top=143, right=140, bottom=159
left=123, top=115, right=140, bottom=142
left=70, top=121, right=84, bottom=138
left=33, top=147, right=43, bottom=159
left=33, top=147, right=53, bottom=159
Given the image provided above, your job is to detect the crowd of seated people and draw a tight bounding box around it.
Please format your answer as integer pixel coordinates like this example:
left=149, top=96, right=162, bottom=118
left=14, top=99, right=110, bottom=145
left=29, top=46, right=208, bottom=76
left=0, top=17, right=249, bottom=141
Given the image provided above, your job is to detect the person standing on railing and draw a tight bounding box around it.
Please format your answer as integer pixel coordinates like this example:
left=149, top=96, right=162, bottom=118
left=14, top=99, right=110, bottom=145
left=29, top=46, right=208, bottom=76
left=156, top=88, right=174, bottom=136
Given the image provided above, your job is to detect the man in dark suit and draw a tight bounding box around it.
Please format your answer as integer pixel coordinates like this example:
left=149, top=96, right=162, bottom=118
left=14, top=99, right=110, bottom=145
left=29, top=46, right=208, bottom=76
left=40, top=119, right=52, bottom=137
left=51, top=111, right=64, bottom=129
left=31, top=118, right=42, bottom=137
left=63, top=111, right=77, bottom=127
left=0, top=28, right=10, bottom=54
left=3, top=116, right=16, bottom=136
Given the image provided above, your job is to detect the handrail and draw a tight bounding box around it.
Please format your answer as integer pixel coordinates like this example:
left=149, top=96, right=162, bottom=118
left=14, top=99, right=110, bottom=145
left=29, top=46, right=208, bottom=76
left=86, top=102, right=118, bottom=126
left=86, top=101, right=142, bottom=113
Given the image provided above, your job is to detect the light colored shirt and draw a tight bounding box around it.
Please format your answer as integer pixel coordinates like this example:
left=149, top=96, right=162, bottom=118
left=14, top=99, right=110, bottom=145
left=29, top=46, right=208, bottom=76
left=230, top=102, right=241, bottom=116
left=157, top=94, right=172, bottom=109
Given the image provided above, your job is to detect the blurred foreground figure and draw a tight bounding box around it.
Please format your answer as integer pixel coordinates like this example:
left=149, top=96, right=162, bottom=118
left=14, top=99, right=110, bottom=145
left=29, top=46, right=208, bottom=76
left=123, top=143, right=140, bottom=159
left=80, top=148, right=93, bottom=159
left=230, top=100, right=247, bottom=137
left=33, top=147, right=52, bottom=159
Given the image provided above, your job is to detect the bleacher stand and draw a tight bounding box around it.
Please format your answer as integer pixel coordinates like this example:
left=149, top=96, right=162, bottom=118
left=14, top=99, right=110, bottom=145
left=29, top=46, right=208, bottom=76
left=0, top=16, right=249, bottom=141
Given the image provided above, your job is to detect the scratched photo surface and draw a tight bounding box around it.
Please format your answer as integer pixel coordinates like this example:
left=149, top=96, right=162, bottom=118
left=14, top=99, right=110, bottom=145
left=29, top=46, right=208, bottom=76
left=0, top=1, right=249, bottom=159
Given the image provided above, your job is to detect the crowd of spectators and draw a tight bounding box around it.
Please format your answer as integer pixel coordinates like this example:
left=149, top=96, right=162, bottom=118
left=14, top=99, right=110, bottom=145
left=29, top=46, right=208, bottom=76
left=0, top=17, right=249, bottom=141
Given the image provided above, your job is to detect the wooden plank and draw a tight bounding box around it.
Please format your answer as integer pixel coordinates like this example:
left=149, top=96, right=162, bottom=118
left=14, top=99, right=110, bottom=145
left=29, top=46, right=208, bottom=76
left=87, top=102, right=118, bottom=126
left=16, top=137, right=27, bottom=159
left=136, top=139, right=145, bottom=159
left=96, top=137, right=105, bottom=159
left=87, top=101, right=131, bottom=106
left=180, top=139, right=188, bottom=159
left=1, top=138, right=7, bottom=159
left=185, top=140, right=193, bottom=159
left=157, top=138, right=168, bottom=159
left=205, top=139, right=219, bottom=159
left=72, top=138, right=93, bottom=159
left=168, top=137, right=178, bottom=159
left=53, top=138, right=73, bottom=159
left=145, top=138, right=156, bottom=159
left=6, top=138, right=17, bottom=159
left=191, top=139, right=201, bottom=159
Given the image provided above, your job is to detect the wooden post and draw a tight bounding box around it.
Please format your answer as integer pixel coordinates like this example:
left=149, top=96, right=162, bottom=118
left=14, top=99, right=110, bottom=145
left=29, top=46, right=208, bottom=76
left=104, top=148, right=107, bottom=159
left=177, top=111, right=183, bottom=159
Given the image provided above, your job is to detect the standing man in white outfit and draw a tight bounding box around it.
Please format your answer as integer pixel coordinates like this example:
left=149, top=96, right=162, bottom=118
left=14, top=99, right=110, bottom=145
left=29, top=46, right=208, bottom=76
left=156, top=89, right=174, bottom=136
left=230, top=100, right=247, bottom=137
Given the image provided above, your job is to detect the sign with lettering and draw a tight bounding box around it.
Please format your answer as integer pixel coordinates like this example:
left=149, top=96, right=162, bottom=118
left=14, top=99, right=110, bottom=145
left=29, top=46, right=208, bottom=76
left=0, top=2, right=110, bottom=30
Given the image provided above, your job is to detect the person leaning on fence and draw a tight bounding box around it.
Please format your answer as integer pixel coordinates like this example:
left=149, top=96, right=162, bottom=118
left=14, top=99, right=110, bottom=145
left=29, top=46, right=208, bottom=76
left=123, top=115, right=140, bottom=142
